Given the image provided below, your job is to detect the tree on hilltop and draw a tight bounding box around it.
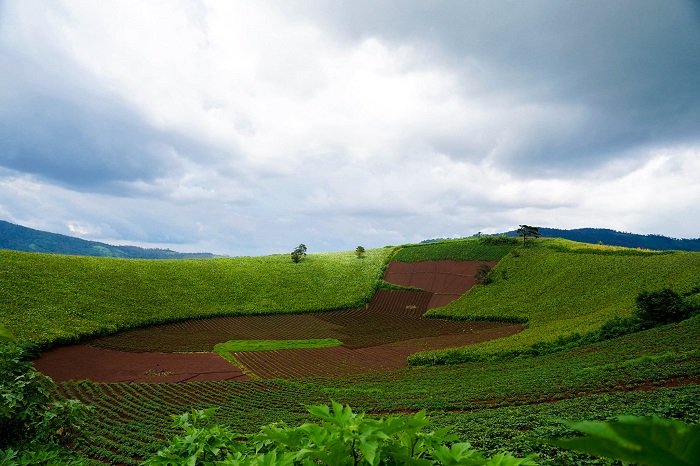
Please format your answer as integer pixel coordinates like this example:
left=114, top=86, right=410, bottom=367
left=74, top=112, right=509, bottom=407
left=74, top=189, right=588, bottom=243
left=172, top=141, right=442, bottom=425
left=517, top=225, right=540, bottom=247
left=291, top=244, right=307, bottom=263
left=355, top=246, right=365, bottom=259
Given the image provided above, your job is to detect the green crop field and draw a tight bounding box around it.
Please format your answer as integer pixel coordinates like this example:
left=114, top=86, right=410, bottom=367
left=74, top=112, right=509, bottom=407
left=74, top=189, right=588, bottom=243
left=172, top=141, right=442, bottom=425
left=0, top=247, right=391, bottom=347
left=2, top=236, right=699, bottom=464
left=420, top=238, right=700, bottom=361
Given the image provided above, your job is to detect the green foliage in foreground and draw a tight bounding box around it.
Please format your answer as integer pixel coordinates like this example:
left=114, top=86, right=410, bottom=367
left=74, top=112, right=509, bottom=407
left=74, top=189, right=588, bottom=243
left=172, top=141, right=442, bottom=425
left=52, top=316, right=700, bottom=464
left=423, top=240, right=700, bottom=360
left=145, top=403, right=700, bottom=466
left=0, top=248, right=392, bottom=347
left=392, top=237, right=516, bottom=262
left=144, top=402, right=539, bottom=466
left=547, top=416, right=700, bottom=466
left=215, top=339, right=342, bottom=353
left=1, top=343, right=91, bottom=465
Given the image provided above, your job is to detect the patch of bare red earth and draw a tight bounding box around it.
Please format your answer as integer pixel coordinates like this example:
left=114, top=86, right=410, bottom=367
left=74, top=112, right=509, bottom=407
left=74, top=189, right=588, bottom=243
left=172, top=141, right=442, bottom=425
left=34, top=345, right=250, bottom=383
left=34, top=260, right=521, bottom=383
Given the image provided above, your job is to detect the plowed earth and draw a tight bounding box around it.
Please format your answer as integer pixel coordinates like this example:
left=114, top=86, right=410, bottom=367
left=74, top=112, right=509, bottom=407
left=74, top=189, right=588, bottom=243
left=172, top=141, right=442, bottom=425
left=35, top=260, right=521, bottom=382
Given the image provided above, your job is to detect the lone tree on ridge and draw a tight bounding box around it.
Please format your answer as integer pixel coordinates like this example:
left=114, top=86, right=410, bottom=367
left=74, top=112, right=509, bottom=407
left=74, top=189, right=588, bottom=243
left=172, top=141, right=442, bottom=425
left=355, top=246, right=366, bottom=259
left=291, top=244, right=307, bottom=263
left=517, top=225, right=540, bottom=247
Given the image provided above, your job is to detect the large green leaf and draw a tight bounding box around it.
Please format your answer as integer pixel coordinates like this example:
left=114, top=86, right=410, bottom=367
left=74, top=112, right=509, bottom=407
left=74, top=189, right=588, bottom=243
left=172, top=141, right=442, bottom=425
left=549, top=416, right=700, bottom=466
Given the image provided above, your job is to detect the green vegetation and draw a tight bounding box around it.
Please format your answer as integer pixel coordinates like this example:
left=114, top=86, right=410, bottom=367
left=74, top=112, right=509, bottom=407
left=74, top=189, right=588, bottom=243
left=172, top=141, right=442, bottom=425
left=145, top=402, right=538, bottom=465
left=2, top=236, right=700, bottom=464
left=214, top=338, right=342, bottom=353
left=547, top=416, right=700, bottom=466
left=145, top=404, right=699, bottom=466
left=1, top=343, right=91, bottom=465
left=419, top=239, right=700, bottom=362
left=392, top=237, right=517, bottom=262
left=291, top=244, right=308, bottom=263
left=517, top=225, right=540, bottom=247
left=40, top=315, right=700, bottom=464
left=0, top=248, right=392, bottom=348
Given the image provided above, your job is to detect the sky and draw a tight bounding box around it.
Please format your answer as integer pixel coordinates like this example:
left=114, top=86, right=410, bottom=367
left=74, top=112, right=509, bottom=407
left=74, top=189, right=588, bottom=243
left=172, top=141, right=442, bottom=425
left=1, top=1, right=699, bottom=256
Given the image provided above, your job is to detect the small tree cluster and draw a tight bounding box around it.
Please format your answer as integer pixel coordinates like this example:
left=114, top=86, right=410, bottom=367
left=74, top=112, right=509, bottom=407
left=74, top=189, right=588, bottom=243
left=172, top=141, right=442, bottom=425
left=355, top=246, right=366, bottom=259
left=475, top=263, right=493, bottom=285
left=635, top=288, right=694, bottom=328
left=291, top=244, right=307, bottom=263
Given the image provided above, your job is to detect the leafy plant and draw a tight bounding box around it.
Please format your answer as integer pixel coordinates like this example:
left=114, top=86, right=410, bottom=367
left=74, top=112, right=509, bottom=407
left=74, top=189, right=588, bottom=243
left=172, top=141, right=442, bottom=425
left=548, top=416, right=700, bottom=466
left=356, top=246, right=366, bottom=259
left=145, top=402, right=539, bottom=465
left=1, top=342, right=91, bottom=465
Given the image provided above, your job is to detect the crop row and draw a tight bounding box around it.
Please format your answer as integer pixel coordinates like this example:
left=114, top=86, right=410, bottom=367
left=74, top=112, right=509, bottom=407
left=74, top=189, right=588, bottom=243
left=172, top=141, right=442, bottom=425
left=87, top=290, right=503, bottom=354
left=50, top=316, right=700, bottom=464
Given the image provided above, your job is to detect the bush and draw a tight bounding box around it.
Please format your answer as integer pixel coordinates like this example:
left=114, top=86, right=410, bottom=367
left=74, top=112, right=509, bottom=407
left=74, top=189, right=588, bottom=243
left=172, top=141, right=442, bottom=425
left=475, top=263, right=493, bottom=284
left=635, top=288, right=691, bottom=328
left=1, top=342, right=91, bottom=465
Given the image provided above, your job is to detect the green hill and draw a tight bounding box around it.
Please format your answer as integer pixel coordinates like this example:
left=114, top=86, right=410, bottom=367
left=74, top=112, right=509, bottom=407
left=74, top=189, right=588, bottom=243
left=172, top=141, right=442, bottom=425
left=2, top=236, right=700, bottom=464
left=496, top=227, right=700, bottom=251
left=0, top=219, right=216, bottom=258
left=3, top=236, right=699, bottom=354
left=0, top=248, right=392, bottom=347
left=424, top=239, right=700, bottom=354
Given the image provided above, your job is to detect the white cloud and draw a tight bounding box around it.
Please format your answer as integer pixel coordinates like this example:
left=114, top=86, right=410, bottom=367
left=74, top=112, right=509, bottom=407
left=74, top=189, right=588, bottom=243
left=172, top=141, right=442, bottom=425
left=1, top=1, right=699, bottom=256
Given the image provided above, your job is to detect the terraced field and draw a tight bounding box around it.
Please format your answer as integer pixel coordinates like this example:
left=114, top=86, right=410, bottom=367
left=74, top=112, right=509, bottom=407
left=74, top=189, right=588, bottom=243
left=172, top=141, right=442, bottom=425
left=36, top=261, right=519, bottom=382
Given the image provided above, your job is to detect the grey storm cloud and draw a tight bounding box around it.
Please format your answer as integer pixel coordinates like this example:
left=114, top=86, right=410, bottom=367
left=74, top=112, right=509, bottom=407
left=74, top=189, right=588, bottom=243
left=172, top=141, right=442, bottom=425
left=287, top=0, right=700, bottom=171
left=0, top=0, right=699, bottom=256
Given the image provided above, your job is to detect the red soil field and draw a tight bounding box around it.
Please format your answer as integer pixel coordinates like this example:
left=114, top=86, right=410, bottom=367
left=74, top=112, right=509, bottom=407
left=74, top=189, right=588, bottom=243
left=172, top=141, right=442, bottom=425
left=384, top=260, right=498, bottom=309
left=34, top=260, right=520, bottom=383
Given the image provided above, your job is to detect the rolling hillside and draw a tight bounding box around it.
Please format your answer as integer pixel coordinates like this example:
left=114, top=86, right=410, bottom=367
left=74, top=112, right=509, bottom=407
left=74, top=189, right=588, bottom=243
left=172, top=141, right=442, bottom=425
left=2, top=236, right=699, bottom=464
left=498, top=227, right=700, bottom=251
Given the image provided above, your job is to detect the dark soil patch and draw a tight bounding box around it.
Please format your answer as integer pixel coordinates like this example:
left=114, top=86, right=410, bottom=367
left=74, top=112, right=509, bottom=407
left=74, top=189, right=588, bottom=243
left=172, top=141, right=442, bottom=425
left=34, top=345, right=251, bottom=383
left=232, top=322, right=522, bottom=379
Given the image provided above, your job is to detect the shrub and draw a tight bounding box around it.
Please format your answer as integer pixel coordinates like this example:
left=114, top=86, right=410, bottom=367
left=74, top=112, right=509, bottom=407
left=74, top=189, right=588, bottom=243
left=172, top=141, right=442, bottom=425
left=635, top=288, right=690, bottom=327
left=474, top=263, right=493, bottom=284
left=1, top=343, right=91, bottom=464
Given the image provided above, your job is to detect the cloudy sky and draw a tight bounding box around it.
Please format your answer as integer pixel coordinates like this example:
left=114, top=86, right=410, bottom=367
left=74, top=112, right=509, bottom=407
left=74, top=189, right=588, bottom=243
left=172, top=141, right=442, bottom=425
left=1, top=1, right=699, bottom=256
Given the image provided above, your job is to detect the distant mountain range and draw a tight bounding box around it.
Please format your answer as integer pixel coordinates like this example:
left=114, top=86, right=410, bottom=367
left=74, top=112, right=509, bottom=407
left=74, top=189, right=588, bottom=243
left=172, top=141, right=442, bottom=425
left=423, top=227, right=700, bottom=252
left=0, top=220, right=216, bottom=259
left=497, top=227, right=700, bottom=251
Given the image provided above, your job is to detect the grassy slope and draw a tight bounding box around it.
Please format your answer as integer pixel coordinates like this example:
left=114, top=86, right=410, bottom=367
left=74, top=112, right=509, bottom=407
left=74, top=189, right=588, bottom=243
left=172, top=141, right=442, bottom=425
left=422, top=238, right=700, bottom=356
left=391, top=237, right=517, bottom=262
left=4, top=235, right=698, bottom=464
left=0, top=248, right=392, bottom=346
